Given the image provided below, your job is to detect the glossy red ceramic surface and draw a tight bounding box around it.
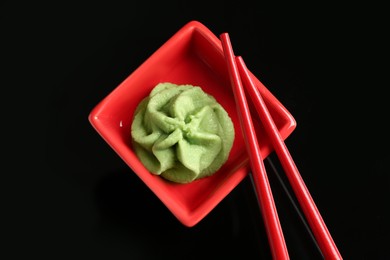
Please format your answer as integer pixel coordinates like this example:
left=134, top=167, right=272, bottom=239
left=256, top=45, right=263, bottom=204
left=88, top=20, right=296, bottom=227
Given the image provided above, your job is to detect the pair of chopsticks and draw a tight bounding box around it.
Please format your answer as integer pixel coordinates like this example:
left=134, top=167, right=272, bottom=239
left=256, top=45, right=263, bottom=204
left=220, top=33, right=342, bottom=260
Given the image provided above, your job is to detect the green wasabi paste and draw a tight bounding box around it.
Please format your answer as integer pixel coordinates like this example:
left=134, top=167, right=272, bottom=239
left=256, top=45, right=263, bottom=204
left=131, top=82, right=235, bottom=184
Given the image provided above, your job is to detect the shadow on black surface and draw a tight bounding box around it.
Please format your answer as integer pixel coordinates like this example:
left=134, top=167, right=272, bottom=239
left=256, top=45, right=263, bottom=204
left=264, top=154, right=324, bottom=259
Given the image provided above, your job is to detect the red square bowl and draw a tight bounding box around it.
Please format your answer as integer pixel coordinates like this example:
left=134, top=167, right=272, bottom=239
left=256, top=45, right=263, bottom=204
left=88, top=20, right=296, bottom=227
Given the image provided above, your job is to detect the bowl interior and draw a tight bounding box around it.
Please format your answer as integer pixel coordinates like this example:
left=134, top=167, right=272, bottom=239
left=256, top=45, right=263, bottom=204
left=89, top=20, right=296, bottom=227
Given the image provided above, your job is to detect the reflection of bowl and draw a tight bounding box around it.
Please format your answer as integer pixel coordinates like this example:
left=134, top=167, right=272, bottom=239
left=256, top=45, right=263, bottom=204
left=88, top=20, right=296, bottom=227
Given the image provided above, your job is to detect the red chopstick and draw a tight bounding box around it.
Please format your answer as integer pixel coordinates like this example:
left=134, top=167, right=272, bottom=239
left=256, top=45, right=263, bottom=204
left=235, top=56, right=343, bottom=260
left=220, top=32, right=290, bottom=260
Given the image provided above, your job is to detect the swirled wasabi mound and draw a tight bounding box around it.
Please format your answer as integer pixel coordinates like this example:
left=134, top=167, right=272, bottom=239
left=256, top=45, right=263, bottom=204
left=131, top=82, right=235, bottom=184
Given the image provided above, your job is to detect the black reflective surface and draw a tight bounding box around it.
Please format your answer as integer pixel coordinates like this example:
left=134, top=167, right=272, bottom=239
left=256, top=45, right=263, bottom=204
left=3, top=1, right=389, bottom=259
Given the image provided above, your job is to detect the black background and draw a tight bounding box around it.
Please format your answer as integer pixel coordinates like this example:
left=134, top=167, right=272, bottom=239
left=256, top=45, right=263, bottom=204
left=3, top=1, right=389, bottom=259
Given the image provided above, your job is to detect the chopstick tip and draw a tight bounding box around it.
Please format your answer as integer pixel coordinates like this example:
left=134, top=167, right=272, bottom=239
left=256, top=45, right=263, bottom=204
left=220, top=32, right=230, bottom=41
